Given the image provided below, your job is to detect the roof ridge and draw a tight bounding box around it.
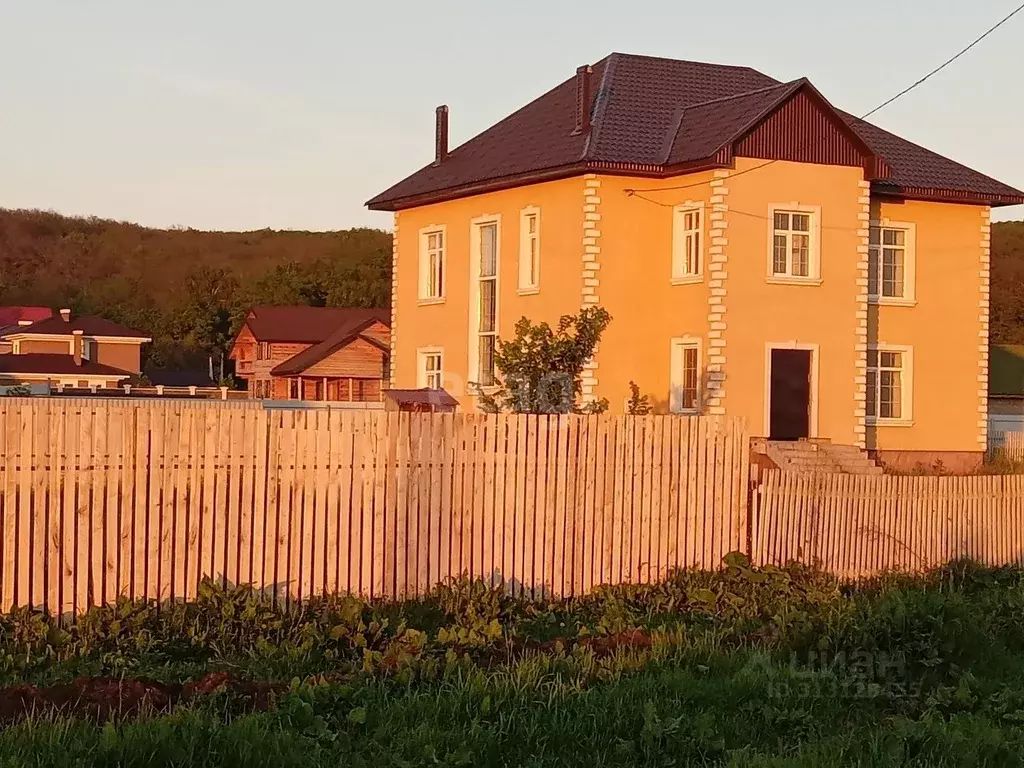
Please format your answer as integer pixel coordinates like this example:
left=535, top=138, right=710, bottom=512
left=583, top=53, right=619, bottom=161
left=683, top=78, right=803, bottom=110
left=608, top=52, right=770, bottom=76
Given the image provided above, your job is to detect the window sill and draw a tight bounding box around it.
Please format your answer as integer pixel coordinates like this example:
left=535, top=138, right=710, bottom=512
left=417, top=297, right=446, bottom=307
left=869, top=297, right=918, bottom=308
left=766, top=276, right=824, bottom=287
left=517, top=287, right=540, bottom=296
left=670, top=275, right=704, bottom=286
left=670, top=408, right=700, bottom=416
left=867, top=418, right=915, bottom=428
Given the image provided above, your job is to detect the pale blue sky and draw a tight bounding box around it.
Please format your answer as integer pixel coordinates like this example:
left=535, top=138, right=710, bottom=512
left=1, top=0, right=1021, bottom=232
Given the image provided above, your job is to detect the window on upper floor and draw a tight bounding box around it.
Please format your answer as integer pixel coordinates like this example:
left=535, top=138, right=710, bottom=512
left=418, top=226, right=446, bottom=302
left=672, top=204, right=704, bottom=283
left=867, top=346, right=913, bottom=425
left=769, top=206, right=821, bottom=283
left=869, top=222, right=916, bottom=305
left=257, top=342, right=271, bottom=361
left=519, top=208, right=540, bottom=293
left=670, top=337, right=702, bottom=413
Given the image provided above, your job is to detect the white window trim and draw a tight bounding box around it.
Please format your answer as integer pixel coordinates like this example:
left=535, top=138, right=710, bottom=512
left=671, top=201, right=705, bottom=285
left=669, top=336, right=703, bottom=414
left=518, top=206, right=541, bottom=294
left=418, top=224, right=447, bottom=304
left=866, top=343, right=915, bottom=427
left=467, top=214, right=501, bottom=394
left=762, top=342, right=820, bottom=439
left=766, top=203, right=823, bottom=284
left=869, top=219, right=917, bottom=307
left=416, top=347, right=444, bottom=390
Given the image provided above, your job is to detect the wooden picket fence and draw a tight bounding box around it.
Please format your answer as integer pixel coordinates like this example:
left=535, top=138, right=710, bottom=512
left=753, top=471, right=1024, bottom=579
left=0, top=399, right=750, bottom=614
left=1004, top=432, right=1024, bottom=463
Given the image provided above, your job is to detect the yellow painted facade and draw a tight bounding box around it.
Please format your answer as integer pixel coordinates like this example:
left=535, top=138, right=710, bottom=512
left=391, top=159, right=989, bottom=454
left=392, top=177, right=585, bottom=400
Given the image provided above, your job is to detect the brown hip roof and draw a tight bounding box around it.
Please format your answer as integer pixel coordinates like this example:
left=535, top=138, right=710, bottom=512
left=367, top=52, right=1023, bottom=210
left=0, top=354, right=132, bottom=377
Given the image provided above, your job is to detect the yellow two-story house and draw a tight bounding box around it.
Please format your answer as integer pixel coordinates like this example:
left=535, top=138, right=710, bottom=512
left=368, top=53, right=1023, bottom=470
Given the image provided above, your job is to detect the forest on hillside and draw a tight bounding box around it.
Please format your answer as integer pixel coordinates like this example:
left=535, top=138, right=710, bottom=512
left=0, top=209, right=392, bottom=373
left=992, top=220, right=1024, bottom=345
left=0, top=209, right=1022, bottom=375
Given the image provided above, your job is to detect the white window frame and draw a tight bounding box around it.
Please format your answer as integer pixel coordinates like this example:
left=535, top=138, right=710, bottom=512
left=766, top=204, right=822, bottom=285
left=417, top=347, right=444, bottom=390
left=671, top=202, right=705, bottom=284
left=518, top=206, right=541, bottom=294
left=866, top=343, right=914, bottom=427
left=468, top=214, right=501, bottom=392
left=418, top=224, right=447, bottom=303
left=669, top=336, right=703, bottom=414
left=869, top=220, right=917, bottom=306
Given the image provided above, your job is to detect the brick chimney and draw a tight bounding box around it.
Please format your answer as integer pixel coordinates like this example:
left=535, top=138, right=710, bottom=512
left=59, top=308, right=71, bottom=322
left=572, top=65, right=594, bottom=136
left=434, top=105, right=449, bottom=166
left=72, top=330, right=83, bottom=366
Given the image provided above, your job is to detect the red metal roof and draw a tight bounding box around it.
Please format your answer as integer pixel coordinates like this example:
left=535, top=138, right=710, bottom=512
left=7, top=314, right=148, bottom=338
left=385, top=389, right=459, bottom=407
left=0, top=307, right=52, bottom=327
left=241, top=306, right=390, bottom=344
left=367, top=52, right=1023, bottom=210
left=0, top=354, right=131, bottom=377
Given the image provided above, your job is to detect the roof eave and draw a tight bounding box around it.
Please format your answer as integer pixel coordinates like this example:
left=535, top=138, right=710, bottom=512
left=872, top=183, right=1024, bottom=208
left=367, top=159, right=729, bottom=212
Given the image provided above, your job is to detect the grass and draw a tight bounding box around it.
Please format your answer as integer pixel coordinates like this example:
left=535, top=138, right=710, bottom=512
left=5, top=558, right=1024, bottom=765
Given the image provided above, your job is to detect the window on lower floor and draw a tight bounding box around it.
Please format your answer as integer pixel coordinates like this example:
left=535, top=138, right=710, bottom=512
left=867, top=347, right=912, bottom=423
left=418, top=349, right=444, bottom=389
left=670, top=337, right=702, bottom=413
left=289, top=379, right=299, bottom=400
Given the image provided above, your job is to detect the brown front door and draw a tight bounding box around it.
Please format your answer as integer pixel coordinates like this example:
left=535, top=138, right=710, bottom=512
left=769, top=349, right=812, bottom=441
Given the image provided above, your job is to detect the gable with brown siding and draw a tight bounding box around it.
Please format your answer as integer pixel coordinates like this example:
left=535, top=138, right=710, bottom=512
left=302, top=337, right=387, bottom=379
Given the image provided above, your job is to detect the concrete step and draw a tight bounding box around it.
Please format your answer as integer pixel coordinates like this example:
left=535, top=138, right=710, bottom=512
left=753, top=439, right=883, bottom=475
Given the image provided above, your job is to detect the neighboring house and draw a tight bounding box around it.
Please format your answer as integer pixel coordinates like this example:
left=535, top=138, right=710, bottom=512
left=0, top=308, right=150, bottom=388
left=230, top=306, right=391, bottom=401
left=367, top=53, right=1024, bottom=469
left=989, top=345, right=1024, bottom=447
left=0, top=307, right=53, bottom=353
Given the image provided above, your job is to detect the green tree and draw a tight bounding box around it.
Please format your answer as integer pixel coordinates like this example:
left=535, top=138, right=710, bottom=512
left=479, top=306, right=611, bottom=414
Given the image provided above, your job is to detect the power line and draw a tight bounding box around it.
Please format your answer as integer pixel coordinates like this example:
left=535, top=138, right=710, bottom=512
left=625, top=2, right=1024, bottom=199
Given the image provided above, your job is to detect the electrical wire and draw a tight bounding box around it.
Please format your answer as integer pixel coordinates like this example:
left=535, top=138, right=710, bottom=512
left=625, top=2, right=1024, bottom=199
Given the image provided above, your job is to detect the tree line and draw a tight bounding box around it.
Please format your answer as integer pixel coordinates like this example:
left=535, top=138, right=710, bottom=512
left=0, top=208, right=391, bottom=373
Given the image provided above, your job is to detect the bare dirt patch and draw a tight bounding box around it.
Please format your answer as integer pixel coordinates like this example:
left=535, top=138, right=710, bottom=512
left=0, top=672, right=283, bottom=723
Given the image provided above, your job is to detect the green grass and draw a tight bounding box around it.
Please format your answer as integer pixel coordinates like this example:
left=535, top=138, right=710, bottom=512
left=6, top=558, right=1024, bottom=765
